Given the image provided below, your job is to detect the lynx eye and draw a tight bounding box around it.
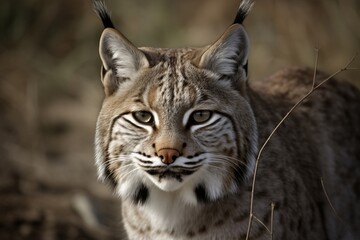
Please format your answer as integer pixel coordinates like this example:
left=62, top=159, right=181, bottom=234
left=133, top=111, right=154, bottom=125
left=191, top=110, right=212, bottom=124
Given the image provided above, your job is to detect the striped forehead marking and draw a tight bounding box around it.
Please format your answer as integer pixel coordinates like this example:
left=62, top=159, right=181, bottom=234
left=151, top=52, right=198, bottom=111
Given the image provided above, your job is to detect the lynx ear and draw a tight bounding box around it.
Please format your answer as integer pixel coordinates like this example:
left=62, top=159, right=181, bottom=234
left=99, top=28, right=149, bottom=95
left=198, top=24, right=249, bottom=78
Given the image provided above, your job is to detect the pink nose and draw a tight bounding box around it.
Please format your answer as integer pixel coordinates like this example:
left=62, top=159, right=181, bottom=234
left=157, top=148, right=180, bottom=165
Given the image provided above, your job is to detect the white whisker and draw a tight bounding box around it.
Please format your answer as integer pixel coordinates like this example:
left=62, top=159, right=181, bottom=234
left=117, top=165, right=141, bottom=183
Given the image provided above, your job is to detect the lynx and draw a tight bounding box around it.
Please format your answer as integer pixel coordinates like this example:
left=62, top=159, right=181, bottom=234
left=93, top=0, right=360, bottom=239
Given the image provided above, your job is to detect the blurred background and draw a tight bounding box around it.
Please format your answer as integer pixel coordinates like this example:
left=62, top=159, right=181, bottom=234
left=0, top=0, right=359, bottom=239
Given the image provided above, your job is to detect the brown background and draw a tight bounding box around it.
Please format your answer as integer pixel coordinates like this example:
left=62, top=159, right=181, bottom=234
left=0, top=0, right=359, bottom=239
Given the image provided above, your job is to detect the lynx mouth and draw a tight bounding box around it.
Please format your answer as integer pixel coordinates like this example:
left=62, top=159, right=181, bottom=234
left=159, top=170, right=184, bottom=182
left=145, top=167, right=197, bottom=183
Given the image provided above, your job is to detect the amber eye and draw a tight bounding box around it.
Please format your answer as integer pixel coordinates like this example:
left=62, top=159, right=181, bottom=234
left=133, top=111, right=154, bottom=124
left=191, top=110, right=212, bottom=124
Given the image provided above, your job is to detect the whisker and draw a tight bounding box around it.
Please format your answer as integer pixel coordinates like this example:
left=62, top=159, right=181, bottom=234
left=216, top=157, right=252, bottom=173
left=204, top=155, right=251, bottom=182
left=206, top=152, right=247, bottom=166
left=205, top=153, right=252, bottom=173
left=206, top=162, right=248, bottom=184
left=104, top=154, right=133, bottom=166
left=104, top=161, right=134, bottom=182
left=117, top=166, right=141, bottom=182
left=108, top=163, right=136, bottom=182
left=206, top=162, right=237, bottom=176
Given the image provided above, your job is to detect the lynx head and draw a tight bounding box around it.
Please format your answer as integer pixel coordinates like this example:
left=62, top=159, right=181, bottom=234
left=93, top=0, right=257, bottom=206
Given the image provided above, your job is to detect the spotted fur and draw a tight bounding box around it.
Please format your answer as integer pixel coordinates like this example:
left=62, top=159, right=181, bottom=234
left=93, top=0, right=360, bottom=239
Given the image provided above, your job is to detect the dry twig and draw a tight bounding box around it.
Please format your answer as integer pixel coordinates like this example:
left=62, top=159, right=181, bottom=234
left=320, top=177, right=345, bottom=224
left=245, top=51, right=358, bottom=240
left=270, top=202, right=275, bottom=240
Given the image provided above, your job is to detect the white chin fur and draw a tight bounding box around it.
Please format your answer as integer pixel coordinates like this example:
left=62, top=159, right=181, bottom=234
left=148, top=176, right=184, bottom=192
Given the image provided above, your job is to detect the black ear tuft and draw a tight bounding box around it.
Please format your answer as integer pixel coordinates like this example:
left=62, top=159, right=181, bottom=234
left=92, top=0, right=115, bottom=29
left=233, top=0, right=254, bottom=24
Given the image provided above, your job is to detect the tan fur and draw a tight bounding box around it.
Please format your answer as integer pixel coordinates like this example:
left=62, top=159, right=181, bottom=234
left=93, top=1, right=360, bottom=239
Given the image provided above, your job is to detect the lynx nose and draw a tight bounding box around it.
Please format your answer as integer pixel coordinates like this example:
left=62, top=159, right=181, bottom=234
left=157, top=148, right=180, bottom=165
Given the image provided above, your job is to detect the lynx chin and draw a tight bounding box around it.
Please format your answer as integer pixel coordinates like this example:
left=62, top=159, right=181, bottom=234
left=92, top=0, right=360, bottom=239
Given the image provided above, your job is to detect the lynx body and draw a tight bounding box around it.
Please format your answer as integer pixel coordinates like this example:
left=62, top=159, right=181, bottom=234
left=93, top=1, right=360, bottom=239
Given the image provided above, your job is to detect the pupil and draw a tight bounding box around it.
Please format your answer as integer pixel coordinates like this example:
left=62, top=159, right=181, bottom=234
left=142, top=113, right=149, bottom=121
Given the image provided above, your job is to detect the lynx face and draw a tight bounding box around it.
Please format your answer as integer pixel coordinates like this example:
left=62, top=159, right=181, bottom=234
left=95, top=25, right=257, bottom=205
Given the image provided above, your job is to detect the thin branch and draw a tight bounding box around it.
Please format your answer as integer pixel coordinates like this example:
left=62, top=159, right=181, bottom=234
left=270, top=203, right=275, bottom=240
left=320, top=177, right=345, bottom=224
left=345, top=67, right=360, bottom=70
left=253, top=215, right=271, bottom=233
left=249, top=202, right=276, bottom=237
left=245, top=52, right=358, bottom=240
left=312, top=48, right=319, bottom=89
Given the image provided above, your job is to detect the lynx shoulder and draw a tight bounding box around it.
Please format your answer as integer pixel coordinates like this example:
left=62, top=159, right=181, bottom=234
left=92, top=0, right=360, bottom=239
